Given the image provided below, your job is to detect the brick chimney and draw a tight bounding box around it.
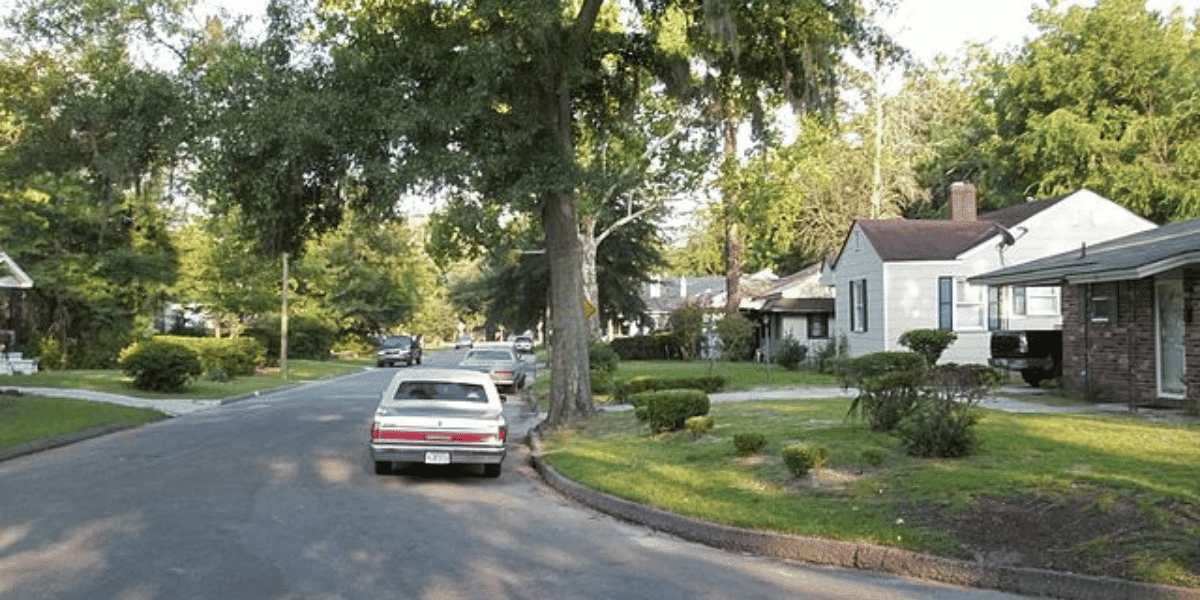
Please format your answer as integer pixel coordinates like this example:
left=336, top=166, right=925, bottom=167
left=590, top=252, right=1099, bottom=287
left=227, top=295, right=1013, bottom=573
left=950, top=182, right=977, bottom=222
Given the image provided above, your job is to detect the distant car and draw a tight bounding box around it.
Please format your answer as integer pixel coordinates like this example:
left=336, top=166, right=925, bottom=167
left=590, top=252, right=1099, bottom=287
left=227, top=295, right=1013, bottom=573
left=369, top=368, right=507, bottom=477
left=458, top=343, right=525, bottom=393
left=376, top=334, right=422, bottom=367
left=454, top=335, right=475, bottom=350
left=512, top=334, right=533, bottom=354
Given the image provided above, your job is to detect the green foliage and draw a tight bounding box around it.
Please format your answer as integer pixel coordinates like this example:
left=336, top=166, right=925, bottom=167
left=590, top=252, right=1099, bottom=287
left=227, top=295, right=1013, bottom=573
left=118, top=340, right=202, bottom=393
left=616, top=376, right=726, bottom=404
left=841, top=352, right=927, bottom=432
left=590, top=369, right=613, bottom=397
left=781, top=443, right=829, bottom=477
left=896, top=394, right=981, bottom=458
left=634, top=389, right=711, bottom=432
left=732, top=432, right=767, bottom=456
left=153, top=335, right=266, bottom=377
left=860, top=447, right=888, bottom=466
left=897, top=329, right=959, bottom=366
left=248, top=315, right=337, bottom=362
left=610, top=332, right=680, bottom=360
left=588, top=340, right=620, bottom=374
left=668, top=303, right=706, bottom=361
left=685, top=415, right=715, bottom=439
left=774, top=336, right=808, bottom=370
left=714, top=310, right=756, bottom=361
left=814, top=334, right=849, bottom=374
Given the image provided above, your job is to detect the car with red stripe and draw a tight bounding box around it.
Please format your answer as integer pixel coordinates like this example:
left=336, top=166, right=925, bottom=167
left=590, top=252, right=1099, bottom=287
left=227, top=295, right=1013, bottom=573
left=369, top=368, right=508, bottom=477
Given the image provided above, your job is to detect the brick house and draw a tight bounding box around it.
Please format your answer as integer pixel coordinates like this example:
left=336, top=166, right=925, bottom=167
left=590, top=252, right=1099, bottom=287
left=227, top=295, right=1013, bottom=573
left=972, top=219, right=1200, bottom=407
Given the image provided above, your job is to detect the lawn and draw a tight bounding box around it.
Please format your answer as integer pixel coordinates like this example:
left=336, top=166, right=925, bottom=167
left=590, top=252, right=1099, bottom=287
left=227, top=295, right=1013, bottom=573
left=0, top=394, right=167, bottom=450
left=1, top=358, right=373, bottom=400
left=539, top=396, right=1200, bottom=587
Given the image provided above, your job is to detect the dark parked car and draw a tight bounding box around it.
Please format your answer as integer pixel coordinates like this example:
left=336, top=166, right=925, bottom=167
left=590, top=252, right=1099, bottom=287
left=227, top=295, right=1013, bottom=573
left=989, top=330, right=1062, bottom=387
left=376, top=334, right=423, bottom=367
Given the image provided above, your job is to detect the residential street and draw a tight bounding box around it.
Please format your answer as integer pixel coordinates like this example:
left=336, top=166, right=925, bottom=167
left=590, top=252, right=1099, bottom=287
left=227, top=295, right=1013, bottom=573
left=0, top=355, right=1034, bottom=599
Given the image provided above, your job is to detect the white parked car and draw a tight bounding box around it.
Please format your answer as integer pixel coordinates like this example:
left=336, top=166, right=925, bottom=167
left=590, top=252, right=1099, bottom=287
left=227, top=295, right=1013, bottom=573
left=369, top=368, right=508, bottom=477
left=458, top=343, right=525, bottom=393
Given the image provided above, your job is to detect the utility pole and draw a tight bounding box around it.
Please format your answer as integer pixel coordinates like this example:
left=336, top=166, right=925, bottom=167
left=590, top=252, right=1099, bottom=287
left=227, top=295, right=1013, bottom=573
left=281, top=252, right=289, bottom=381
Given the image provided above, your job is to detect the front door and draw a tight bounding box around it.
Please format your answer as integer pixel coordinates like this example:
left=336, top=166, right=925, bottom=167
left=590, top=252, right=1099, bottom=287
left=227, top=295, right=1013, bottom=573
left=1156, top=278, right=1187, bottom=397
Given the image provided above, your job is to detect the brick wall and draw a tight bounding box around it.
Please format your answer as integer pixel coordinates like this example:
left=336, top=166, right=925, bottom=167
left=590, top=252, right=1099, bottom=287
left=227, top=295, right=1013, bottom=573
left=1062, top=276, right=1199, bottom=406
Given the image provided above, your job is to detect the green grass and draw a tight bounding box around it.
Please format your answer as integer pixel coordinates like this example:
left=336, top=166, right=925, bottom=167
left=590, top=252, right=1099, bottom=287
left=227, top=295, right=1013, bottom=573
left=540, top=398, right=1200, bottom=587
left=3, top=359, right=372, bottom=399
left=0, top=394, right=167, bottom=449
left=613, top=360, right=839, bottom=390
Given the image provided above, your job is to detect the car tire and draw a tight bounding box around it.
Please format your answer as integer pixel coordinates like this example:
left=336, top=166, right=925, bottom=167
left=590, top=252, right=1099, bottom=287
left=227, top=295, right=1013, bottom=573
left=482, top=463, right=501, bottom=478
left=1020, top=368, right=1046, bottom=387
left=374, top=460, right=391, bottom=475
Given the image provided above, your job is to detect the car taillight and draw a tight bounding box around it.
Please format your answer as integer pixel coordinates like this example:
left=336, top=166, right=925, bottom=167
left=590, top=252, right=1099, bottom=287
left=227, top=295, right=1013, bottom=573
left=499, top=426, right=508, bottom=442
left=370, top=421, right=379, bottom=439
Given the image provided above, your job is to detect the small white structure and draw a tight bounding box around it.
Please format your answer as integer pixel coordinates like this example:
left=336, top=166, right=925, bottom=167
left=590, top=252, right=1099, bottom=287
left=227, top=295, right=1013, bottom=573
left=0, top=252, right=37, bottom=375
left=824, top=185, right=1156, bottom=365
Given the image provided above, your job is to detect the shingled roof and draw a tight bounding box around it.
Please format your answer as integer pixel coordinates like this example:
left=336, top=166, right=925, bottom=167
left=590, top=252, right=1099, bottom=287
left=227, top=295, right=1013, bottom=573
left=836, top=196, right=1068, bottom=266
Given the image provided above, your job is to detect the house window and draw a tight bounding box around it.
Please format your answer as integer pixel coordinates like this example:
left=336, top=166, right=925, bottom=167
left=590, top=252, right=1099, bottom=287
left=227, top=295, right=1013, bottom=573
left=955, top=277, right=985, bottom=330
left=849, top=279, right=868, bottom=332
left=938, top=277, right=953, bottom=330
left=987, top=286, right=1002, bottom=331
left=1014, top=285, right=1060, bottom=316
left=807, top=313, right=829, bottom=339
left=1013, top=286, right=1026, bottom=315
left=1089, top=282, right=1118, bottom=323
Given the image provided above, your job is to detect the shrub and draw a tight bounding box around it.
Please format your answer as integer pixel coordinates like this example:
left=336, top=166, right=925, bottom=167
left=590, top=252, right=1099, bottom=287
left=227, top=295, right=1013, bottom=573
left=897, top=329, right=959, bottom=366
left=774, top=336, right=808, bottom=371
left=155, top=335, right=265, bottom=377
left=781, top=444, right=829, bottom=476
left=615, top=376, right=725, bottom=403
left=896, top=393, right=981, bottom=458
left=715, top=310, right=756, bottom=361
left=610, top=332, right=679, bottom=360
left=685, top=415, right=714, bottom=438
left=247, top=315, right=337, bottom=361
left=636, top=389, right=710, bottom=432
left=860, top=448, right=888, bottom=466
left=732, top=432, right=767, bottom=456
left=588, top=340, right=620, bottom=374
left=814, top=334, right=849, bottom=374
left=206, top=366, right=231, bottom=382
left=119, top=340, right=202, bottom=392
left=590, top=369, right=613, bottom=396
left=842, top=351, right=926, bottom=432
left=668, top=303, right=706, bottom=360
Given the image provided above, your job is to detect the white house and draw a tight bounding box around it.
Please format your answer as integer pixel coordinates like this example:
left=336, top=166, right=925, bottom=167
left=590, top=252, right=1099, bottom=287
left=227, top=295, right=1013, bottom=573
left=825, top=184, right=1156, bottom=364
left=0, top=251, right=37, bottom=375
left=741, top=263, right=836, bottom=358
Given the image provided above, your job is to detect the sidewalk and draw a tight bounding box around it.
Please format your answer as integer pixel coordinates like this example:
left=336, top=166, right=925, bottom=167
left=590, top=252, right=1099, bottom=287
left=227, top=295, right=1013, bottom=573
left=3, top=387, right=225, bottom=416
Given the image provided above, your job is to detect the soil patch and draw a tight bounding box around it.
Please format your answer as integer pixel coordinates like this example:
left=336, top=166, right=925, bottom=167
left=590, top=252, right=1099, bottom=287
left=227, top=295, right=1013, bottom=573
left=908, top=493, right=1200, bottom=583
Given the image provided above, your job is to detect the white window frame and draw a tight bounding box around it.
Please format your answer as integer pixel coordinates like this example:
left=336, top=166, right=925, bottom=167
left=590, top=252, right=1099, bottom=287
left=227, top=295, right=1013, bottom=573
left=954, top=277, right=985, bottom=331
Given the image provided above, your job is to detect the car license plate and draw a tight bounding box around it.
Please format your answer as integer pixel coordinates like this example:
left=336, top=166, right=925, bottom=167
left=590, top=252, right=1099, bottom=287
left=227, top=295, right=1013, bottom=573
left=424, top=451, right=451, bottom=465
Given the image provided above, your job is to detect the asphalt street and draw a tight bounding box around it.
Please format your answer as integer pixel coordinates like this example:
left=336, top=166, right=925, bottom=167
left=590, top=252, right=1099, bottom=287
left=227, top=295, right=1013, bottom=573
left=0, top=350, right=1039, bottom=600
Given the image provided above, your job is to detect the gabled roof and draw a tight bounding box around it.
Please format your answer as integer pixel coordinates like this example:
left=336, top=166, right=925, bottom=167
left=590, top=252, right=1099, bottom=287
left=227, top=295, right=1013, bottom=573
left=762, top=297, right=834, bottom=314
left=0, top=253, right=33, bottom=289
left=833, top=195, right=1068, bottom=268
left=971, top=218, right=1200, bottom=286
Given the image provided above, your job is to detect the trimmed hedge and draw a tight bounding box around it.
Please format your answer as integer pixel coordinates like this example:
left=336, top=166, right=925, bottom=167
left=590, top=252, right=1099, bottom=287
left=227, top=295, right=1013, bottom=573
left=685, top=415, right=714, bottom=438
left=732, top=432, right=767, bottom=456
left=154, top=335, right=266, bottom=377
left=615, top=376, right=725, bottom=403
left=609, top=332, right=680, bottom=360
left=119, top=340, right=202, bottom=392
left=629, top=389, right=711, bottom=432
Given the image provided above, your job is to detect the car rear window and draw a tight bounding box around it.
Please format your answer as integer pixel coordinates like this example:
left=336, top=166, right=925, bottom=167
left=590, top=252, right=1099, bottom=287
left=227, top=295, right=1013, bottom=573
left=393, top=381, right=488, bottom=402
left=468, top=350, right=512, bottom=361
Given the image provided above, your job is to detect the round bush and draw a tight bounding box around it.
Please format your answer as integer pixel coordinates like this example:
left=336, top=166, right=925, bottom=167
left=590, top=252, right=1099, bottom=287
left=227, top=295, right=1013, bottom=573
left=119, top=340, right=202, bottom=392
left=685, top=415, right=714, bottom=438
left=781, top=444, right=829, bottom=476
left=774, top=336, right=809, bottom=370
left=732, top=432, right=767, bottom=456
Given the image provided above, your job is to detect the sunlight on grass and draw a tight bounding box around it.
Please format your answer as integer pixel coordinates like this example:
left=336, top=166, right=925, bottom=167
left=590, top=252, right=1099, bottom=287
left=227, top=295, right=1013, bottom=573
left=541, top=397, right=1200, bottom=586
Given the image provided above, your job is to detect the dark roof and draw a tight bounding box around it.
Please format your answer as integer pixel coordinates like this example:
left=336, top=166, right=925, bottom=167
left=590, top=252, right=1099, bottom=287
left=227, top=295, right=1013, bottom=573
left=762, top=297, right=834, bottom=313
left=970, top=218, right=1200, bottom=286
left=835, top=196, right=1067, bottom=266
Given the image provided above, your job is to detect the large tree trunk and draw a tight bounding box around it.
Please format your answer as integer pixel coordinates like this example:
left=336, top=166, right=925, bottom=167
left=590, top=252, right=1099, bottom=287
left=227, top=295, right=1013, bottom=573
left=579, top=215, right=601, bottom=337
left=543, top=188, right=593, bottom=427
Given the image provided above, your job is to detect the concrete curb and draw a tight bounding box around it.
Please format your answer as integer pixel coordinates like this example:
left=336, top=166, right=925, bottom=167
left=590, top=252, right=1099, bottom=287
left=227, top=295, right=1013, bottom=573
left=0, top=423, right=133, bottom=463
left=527, top=431, right=1200, bottom=600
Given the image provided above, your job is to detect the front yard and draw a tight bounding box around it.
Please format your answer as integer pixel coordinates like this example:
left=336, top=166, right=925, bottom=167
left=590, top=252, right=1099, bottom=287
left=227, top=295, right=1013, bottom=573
left=539, top=394, right=1200, bottom=587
